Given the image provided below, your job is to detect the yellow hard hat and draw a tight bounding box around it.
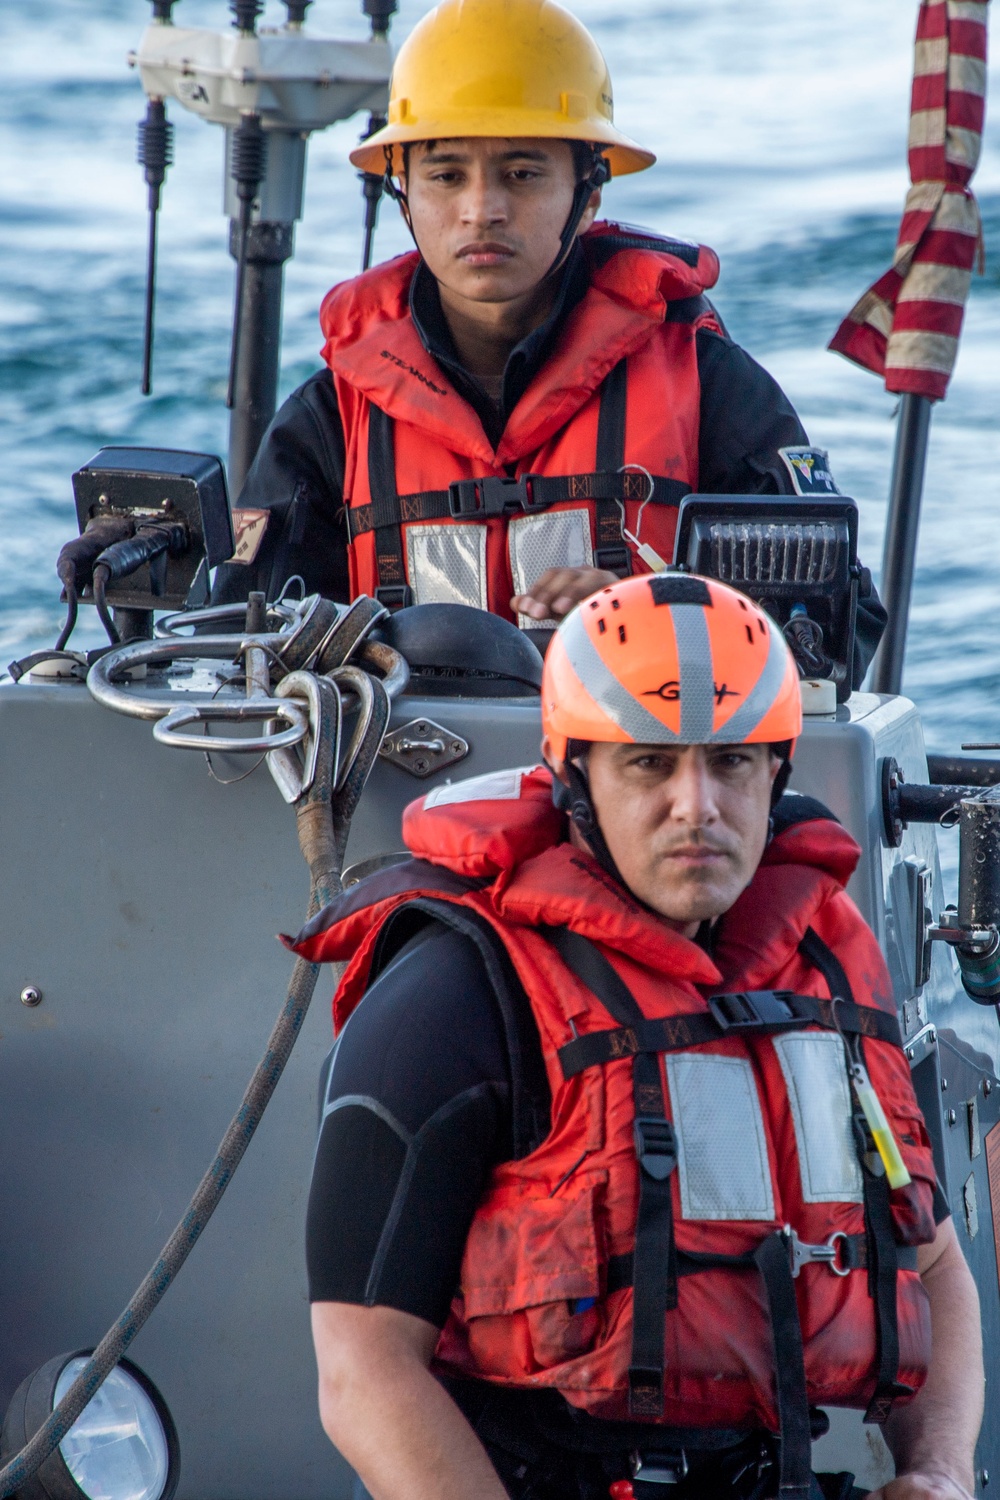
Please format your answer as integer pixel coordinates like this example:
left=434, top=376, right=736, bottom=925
left=350, top=0, right=655, bottom=178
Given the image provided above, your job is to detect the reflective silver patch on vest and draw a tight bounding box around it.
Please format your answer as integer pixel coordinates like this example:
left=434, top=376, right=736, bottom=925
left=423, top=766, right=536, bottom=808
left=508, top=508, right=594, bottom=632
left=405, top=523, right=488, bottom=610
left=772, top=1033, right=863, bottom=1203
left=665, top=1054, right=775, bottom=1221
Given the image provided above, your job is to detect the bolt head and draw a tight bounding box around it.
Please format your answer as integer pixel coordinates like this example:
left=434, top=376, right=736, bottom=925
left=20, top=985, right=42, bottom=1007
left=985, top=1079, right=993, bottom=1096
left=981, top=1471, right=990, bottom=1488
left=948, top=1108, right=957, bottom=1125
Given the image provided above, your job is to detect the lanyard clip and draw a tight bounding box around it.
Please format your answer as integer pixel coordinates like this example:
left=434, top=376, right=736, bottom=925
left=784, top=1225, right=851, bottom=1278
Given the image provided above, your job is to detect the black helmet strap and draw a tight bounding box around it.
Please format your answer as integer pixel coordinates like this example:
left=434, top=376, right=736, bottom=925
left=553, top=746, right=630, bottom=890
left=546, top=144, right=610, bottom=278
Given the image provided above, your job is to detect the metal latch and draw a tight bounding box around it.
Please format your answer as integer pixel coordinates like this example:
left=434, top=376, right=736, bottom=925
left=784, top=1226, right=851, bottom=1278
left=378, top=718, right=469, bottom=778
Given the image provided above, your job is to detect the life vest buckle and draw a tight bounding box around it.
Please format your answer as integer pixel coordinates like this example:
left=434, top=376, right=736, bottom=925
left=448, top=474, right=549, bottom=517
left=708, top=989, right=798, bottom=1033
left=633, top=1116, right=677, bottom=1181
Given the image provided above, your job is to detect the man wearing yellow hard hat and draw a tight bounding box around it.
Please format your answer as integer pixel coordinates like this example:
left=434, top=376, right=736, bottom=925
left=211, top=0, right=884, bottom=679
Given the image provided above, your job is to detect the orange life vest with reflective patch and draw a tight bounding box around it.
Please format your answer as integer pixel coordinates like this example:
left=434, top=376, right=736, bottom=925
left=291, top=768, right=937, bottom=1440
left=319, top=224, right=722, bottom=618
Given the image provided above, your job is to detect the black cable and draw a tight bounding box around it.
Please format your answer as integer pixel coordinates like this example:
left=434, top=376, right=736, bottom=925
left=783, top=611, right=832, bottom=678
left=54, top=584, right=78, bottom=653
left=92, top=565, right=121, bottom=645
left=137, top=98, right=174, bottom=396
left=226, top=114, right=268, bottom=409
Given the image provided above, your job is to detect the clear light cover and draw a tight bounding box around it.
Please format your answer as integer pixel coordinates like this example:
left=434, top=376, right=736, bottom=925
left=54, top=1360, right=170, bottom=1500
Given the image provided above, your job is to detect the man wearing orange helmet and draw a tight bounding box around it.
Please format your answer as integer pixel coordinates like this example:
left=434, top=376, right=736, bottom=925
left=211, top=0, right=884, bottom=685
left=294, top=575, right=980, bottom=1500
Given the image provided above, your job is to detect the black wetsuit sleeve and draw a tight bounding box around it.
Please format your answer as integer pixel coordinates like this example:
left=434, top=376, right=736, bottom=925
left=695, top=326, right=886, bottom=687
left=306, top=924, right=521, bottom=1327
left=210, top=368, right=350, bottom=605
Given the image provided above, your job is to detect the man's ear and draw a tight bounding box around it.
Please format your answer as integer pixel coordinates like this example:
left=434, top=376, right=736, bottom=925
left=768, top=749, right=783, bottom=785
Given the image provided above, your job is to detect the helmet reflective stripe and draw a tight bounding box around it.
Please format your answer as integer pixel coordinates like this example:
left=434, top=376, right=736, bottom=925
left=711, top=614, right=794, bottom=744
left=671, top=603, right=714, bottom=743
left=559, top=606, right=679, bottom=743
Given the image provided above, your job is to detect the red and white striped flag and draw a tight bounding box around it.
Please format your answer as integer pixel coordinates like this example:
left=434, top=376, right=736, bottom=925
left=829, top=0, right=988, bottom=401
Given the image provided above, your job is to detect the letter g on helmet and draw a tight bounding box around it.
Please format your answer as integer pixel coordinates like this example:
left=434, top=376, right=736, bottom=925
left=541, top=573, right=803, bottom=762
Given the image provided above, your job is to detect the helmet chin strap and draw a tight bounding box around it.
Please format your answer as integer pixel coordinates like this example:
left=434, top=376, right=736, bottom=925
left=553, top=751, right=630, bottom=889
left=544, top=146, right=610, bottom=279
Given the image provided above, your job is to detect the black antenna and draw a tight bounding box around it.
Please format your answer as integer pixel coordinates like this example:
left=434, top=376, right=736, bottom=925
left=358, top=0, right=398, bottom=271
left=359, top=113, right=387, bottom=272
left=231, top=0, right=265, bottom=32
left=226, top=113, right=269, bottom=409
left=137, top=97, right=175, bottom=395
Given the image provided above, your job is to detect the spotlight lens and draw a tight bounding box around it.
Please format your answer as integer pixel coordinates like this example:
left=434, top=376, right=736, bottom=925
left=54, top=1359, right=170, bottom=1500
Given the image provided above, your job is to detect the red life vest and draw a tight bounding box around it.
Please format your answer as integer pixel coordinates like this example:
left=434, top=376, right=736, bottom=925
left=291, top=768, right=937, bottom=1444
left=319, top=224, right=722, bottom=618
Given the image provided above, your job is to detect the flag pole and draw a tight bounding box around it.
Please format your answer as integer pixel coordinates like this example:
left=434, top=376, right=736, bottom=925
left=869, top=392, right=934, bottom=695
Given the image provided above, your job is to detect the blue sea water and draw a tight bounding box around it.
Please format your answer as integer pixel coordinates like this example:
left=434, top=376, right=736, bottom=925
left=1, top=0, right=999, bottom=769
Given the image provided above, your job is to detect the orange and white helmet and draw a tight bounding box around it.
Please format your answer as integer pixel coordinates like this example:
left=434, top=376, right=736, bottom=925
left=543, top=573, right=802, bottom=762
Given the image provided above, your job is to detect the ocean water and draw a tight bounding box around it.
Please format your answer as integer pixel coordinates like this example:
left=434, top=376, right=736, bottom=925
left=2, top=0, right=999, bottom=771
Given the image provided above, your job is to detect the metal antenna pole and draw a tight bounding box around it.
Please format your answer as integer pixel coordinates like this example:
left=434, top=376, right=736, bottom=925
left=870, top=392, right=934, bottom=695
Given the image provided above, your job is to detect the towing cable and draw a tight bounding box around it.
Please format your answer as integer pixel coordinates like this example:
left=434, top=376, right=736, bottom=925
left=0, top=591, right=406, bottom=1498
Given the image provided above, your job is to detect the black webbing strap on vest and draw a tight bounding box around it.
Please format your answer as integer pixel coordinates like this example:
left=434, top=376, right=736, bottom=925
left=592, top=357, right=631, bottom=575
left=351, top=374, right=692, bottom=606
left=364, top=404, right=412, bottom=610
left=543, top=925, right=678, bottom=1418
left=556, top=988, right=902, bottom=1079
left=798, top=926, right=911, bottom=1425
left=753, top=1233, right=813, bottom=1500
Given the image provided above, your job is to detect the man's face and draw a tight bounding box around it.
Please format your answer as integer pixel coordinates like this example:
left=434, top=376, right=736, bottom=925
left=574, top=741, right=781, bottom=933
left=403, top=138, right=596, bottom=305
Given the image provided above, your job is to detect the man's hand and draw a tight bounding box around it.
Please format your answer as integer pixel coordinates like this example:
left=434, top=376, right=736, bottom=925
left=511, top=566, right=618, bottom=621
left=867, top=1472, right=974, bottom=1500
